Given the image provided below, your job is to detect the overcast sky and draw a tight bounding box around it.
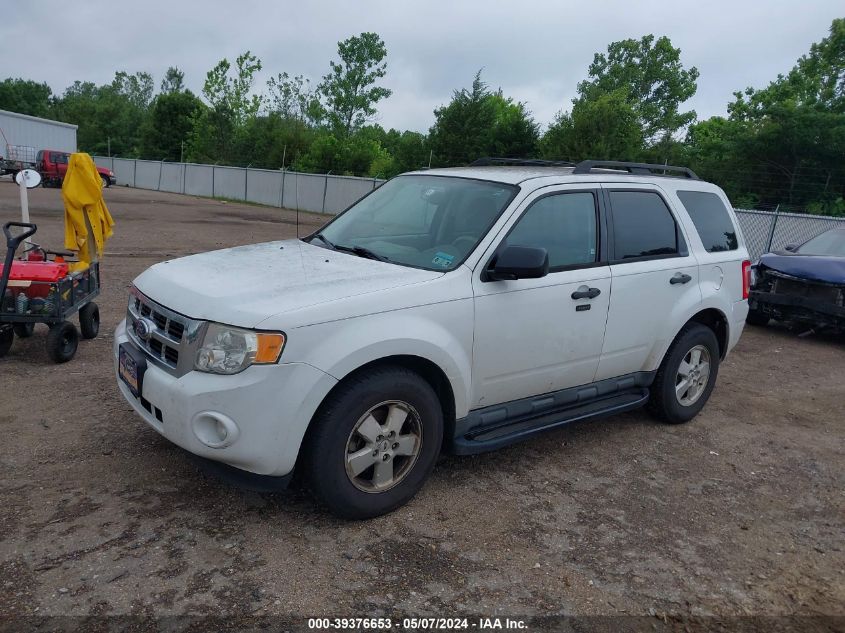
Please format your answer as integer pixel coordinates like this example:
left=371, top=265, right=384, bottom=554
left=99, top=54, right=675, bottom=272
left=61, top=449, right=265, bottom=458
left=2, top=1, right=842, bottom=132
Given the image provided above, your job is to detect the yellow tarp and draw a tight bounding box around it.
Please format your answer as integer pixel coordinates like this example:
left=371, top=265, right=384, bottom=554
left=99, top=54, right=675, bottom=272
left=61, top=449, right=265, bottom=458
left=61, top=153, right=115, bottom=269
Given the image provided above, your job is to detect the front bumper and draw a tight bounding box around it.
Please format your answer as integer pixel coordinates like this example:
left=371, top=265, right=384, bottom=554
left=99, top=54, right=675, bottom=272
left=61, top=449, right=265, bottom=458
left=750, top=290, right=845, bottom=331
left=113, top=319, right=337, bottom=477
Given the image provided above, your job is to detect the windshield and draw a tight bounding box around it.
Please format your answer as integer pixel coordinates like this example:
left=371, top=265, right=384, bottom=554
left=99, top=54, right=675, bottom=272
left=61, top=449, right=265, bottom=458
left=310, top=175, right=517, bottom=271
left=797, top=230, right=845, bottom=256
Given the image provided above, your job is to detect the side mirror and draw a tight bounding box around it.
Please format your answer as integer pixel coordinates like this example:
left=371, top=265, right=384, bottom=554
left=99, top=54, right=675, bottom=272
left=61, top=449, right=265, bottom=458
left=487, top=245, right=549, bottom=281
left=784, top=244, right=799, bottom=252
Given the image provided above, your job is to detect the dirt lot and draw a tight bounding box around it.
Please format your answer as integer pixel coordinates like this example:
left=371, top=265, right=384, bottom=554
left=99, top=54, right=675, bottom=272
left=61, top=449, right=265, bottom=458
left=0, top=181, right=842, bottom=631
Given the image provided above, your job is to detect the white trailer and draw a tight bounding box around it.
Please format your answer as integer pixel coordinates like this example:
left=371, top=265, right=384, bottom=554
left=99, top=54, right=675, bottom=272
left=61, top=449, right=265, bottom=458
left=0, top=109, right=78, bottom=179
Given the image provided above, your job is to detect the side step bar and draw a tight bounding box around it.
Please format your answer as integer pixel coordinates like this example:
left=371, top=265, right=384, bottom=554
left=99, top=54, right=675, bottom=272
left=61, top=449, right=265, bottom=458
left=450, top=389, right=650, bottom=455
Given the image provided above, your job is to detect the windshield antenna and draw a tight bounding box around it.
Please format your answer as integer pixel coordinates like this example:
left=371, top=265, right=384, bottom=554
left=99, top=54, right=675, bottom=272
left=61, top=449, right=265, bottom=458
left=295, top=167, right=300, bottom=239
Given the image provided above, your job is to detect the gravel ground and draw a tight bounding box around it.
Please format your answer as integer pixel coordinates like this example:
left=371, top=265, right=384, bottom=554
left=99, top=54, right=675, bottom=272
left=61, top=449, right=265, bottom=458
left=0, top=181, right=842, bottom=632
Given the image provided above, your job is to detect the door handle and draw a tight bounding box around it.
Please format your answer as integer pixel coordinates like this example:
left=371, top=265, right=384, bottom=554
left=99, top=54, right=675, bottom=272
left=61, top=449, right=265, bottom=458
left=571, top=286, right=601, bottom=300
left=670, top=273, right=692, bottom=285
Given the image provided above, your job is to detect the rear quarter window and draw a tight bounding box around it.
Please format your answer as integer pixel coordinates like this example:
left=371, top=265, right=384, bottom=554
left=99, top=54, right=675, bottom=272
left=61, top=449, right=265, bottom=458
left=676, top=190, right=738, bottom=253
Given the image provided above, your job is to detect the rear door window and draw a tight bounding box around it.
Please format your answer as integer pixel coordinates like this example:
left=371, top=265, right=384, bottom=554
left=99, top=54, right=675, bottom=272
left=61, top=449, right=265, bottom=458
left=676, top=190, right=738, bottom=253
left=608, top=190, right=683, bottom=261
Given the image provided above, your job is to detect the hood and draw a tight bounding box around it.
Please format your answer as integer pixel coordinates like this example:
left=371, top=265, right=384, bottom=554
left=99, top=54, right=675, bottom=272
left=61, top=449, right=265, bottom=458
left=759, top=252, right=845, bottom=285
left=133, top=240, right=443, bottom=327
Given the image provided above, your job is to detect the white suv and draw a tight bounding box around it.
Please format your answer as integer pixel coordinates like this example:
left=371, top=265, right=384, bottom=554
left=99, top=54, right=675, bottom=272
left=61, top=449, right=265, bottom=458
left=114, top=159, right=750, bottom=518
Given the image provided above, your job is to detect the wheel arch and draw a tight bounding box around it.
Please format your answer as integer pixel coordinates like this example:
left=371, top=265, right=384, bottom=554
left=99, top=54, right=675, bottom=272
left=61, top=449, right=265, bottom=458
left=318, top=354, right=456, bottom=441
left=686, top=307, right=729, bottom=360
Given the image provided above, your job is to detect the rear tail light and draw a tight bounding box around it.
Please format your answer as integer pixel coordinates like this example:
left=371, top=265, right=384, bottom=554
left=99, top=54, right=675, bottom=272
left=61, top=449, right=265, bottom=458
left=742, top=260, right=751, bottom=299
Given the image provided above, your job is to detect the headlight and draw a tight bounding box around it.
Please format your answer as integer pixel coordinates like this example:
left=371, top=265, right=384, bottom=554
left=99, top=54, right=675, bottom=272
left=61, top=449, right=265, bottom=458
left=195, top=323, right=285, bottom=375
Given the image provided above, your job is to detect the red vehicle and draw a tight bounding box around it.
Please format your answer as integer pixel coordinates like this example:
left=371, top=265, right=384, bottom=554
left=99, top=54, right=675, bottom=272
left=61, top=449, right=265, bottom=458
left=36, top=150, right=116, bottom=188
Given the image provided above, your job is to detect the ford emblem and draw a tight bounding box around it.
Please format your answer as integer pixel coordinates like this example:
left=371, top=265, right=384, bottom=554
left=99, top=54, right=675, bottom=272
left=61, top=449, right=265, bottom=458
left=134, top=318, right=155, bottom=341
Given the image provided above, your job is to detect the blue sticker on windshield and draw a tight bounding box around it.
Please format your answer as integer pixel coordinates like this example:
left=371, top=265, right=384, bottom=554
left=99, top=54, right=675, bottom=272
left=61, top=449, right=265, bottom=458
left=432, top=252, right=454, bottom=268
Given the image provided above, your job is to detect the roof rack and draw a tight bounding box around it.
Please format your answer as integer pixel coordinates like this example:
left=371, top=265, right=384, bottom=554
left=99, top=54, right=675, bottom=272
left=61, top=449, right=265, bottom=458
left=572, top=160, right=699, bottom=180
left=471, top=157, right=576, bottom=168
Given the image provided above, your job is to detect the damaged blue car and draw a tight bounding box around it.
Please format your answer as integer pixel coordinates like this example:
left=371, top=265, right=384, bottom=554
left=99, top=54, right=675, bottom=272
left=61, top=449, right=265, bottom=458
left=747, top=227, right=845, bottom=333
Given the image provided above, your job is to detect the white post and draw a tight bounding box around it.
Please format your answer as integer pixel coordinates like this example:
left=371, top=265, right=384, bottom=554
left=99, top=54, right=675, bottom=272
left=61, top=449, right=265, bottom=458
left=18, top=174, right=31, bottom=247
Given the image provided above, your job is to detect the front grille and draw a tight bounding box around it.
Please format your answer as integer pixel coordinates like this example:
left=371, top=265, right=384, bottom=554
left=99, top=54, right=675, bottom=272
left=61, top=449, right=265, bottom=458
left=772, top=276, right=843, bottom=306
left=126, top=291, right=203, bottom=376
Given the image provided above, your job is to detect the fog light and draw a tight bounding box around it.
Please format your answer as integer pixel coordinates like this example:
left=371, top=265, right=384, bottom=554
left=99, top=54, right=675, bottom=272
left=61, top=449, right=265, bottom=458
left=191, top=411, right=240, bottom=449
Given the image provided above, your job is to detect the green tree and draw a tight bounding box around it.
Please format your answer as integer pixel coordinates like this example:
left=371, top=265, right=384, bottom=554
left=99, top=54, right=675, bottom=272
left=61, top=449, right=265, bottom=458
left=428, top=72, right=538, bottom=166
left=160, top=66, right=186, bottom=94
left=139, top=90, right=204, bottom=160
left=295, top=131, right=388, bottom=176
left=540, top=89, right=644, bottom=162
left=488, top=94, right=540, bottom=158
left=0, top=78, right=53, bottom=118
left=51, top=74, right=150, bottom=156
left=319, top=32, right=392, bottom=135
left=267, top=72, right=321, bottom=123
left=694, top=18, right=845, bottom=211
left=389, top=130, right=430, bottom=174
left=577, top=35, right=699, bottom=145
left=111, top=71, right=154, bottom=110
left=188, top=52, right=263, bottom=162
left=231, top=113, right=315, bottom=169
left=201, top=52, right=263, bottom=125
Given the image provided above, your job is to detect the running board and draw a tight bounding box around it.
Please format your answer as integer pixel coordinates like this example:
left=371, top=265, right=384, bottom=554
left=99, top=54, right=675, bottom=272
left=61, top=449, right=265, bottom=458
left=450, top=389, right=650, bottom=455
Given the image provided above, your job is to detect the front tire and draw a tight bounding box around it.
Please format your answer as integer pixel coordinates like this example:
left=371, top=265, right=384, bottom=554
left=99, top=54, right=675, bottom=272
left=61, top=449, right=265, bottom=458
left=302, top=366, right=443, bottom=519
left=101, top=175, right=109, bottom=188
left=648, top=323, right=720, bottom=424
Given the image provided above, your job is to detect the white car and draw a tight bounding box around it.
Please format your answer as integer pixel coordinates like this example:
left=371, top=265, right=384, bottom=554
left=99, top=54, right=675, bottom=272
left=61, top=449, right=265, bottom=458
left=114, top=159, right=750, bottom=518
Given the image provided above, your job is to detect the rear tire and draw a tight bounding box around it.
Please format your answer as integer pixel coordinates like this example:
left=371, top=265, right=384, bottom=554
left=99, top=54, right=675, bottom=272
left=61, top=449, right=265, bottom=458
left=13, top=322, right=35, bottom=338
left=46, top=321, right=79, bottom=363
left=648, top=323, right=720, bottom=424
left=0, top=327, right=12, bottom=357
left=79, top=302, right=100, bottom=339
left=746, top=308, right=769, bottom=327
left=302, top=366, right=443, bottom=519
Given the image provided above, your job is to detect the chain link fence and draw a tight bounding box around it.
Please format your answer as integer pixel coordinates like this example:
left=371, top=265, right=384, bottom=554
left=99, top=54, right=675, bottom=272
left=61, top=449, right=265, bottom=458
left=734, top=209, right=845, bottom=260
left=94, top=156, right=845, bottom=260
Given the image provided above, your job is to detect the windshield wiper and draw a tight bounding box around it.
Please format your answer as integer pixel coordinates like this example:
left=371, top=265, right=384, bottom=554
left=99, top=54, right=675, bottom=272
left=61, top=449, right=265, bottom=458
left=309, top=232, right=335, bottom=250
left=334, top=243, right=391, bottom=262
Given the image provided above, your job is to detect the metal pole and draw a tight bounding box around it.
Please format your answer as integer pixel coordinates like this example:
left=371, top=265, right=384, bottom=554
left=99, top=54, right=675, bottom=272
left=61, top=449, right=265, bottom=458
left=18, top=174, right=32, bottom=247
left=279, top=169, right=286, bottom=208
left=281, top=145, right=286, bottom=170
left=180, top=140, right=184, bottom=164
left=765, top=204, right=780, bottom=253
left=244, top=164, right=250, bottom=201
left=158, top=160, right=164, bottom=191
left=133, top=159, right=137, bottom=188
left=428, top=150, right=432, bottom=169
left=212, top=165, right=216, bottom=198
left=322, top=171, right=331, bottom=214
